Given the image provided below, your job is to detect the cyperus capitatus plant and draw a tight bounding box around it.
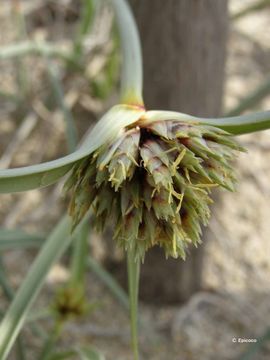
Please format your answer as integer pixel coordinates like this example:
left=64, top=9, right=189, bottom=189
left=0, top=0, right=270, bottom=359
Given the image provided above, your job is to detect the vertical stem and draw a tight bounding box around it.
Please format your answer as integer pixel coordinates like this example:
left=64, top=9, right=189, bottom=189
left=72, top=0, right=95, bottom=62
left=127, top=248, right=140, bottom=360
left=37, top=321, right=63, bottom=360
left=110, top=0, right=144, bottom=106
left=11, top=0, right=29, bottom=99
left=46, top=60, right=78, bottom=153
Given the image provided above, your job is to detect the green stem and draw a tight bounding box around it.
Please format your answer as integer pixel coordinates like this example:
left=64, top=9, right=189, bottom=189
left=46, top=59, right=78, bottom=153
left=72, top=0, right=95, bottom=62
left=110, top=0, right=144, bottom=106
left=38, top=321, right=63, bottom=360
left=127, top=248, right=140, bottom=360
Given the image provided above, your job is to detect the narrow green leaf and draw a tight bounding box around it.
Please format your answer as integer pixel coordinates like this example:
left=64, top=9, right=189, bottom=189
left=0, top=259, right=27, bottom=360
left=76, top=346, right=105, bottom=360
left=48, top=347, right=105, bottom=360
left=78, top=0, right=95, bottom=36
left=0, top=212, right=90, bottom=360
left=0, top=90, right=19, bottom=103
left=47, top=350, right=75, bottom=360
left=144, top=109, right=270, bottom=135
left=73, top=0, right=95, bottom=61
left=0, top=41, right=73, bottom=62
left=0, top=105, right=144, bottom=193
left=232, top=0, right=270, bottom=20
left=91, top=43, right=119, bottom=100
left=0, top=228, right=44, bottom=250
left=225, top=77, right=270, bottom=117
left=46, top=61, right=78, bottom=152
left=0, top=258, right=14, bottom=300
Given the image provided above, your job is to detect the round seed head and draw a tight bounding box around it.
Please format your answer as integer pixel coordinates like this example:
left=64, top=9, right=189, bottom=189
left=66, top=116, right=244, bottom=261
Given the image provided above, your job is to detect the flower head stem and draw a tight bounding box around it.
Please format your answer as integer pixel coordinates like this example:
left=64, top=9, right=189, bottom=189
left=127, top=247, right=140, bottom=360
left=37, top=321, right=63, bottom=360
left=110, top=0, right=144, bottom=107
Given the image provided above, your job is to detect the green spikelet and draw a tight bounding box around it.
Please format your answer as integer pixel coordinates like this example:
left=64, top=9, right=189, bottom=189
left=65, top=118, right=245, bottom=261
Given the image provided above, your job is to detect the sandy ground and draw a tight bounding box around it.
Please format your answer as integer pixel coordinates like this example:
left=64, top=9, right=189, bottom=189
left=1, top=0, right=270, bottom=359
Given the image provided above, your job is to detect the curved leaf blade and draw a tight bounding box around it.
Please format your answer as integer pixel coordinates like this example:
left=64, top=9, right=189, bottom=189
left=144, top=109, right=270, bottom=135
left=0, top=105, right=144, bottom=193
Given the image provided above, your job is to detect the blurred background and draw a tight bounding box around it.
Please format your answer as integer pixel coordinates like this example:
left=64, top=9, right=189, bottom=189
left=0, top=0, right=270, bottom=359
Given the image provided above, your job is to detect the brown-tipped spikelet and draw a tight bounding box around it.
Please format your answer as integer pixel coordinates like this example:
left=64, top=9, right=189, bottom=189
left=65, top=118, right=244, bottom=261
